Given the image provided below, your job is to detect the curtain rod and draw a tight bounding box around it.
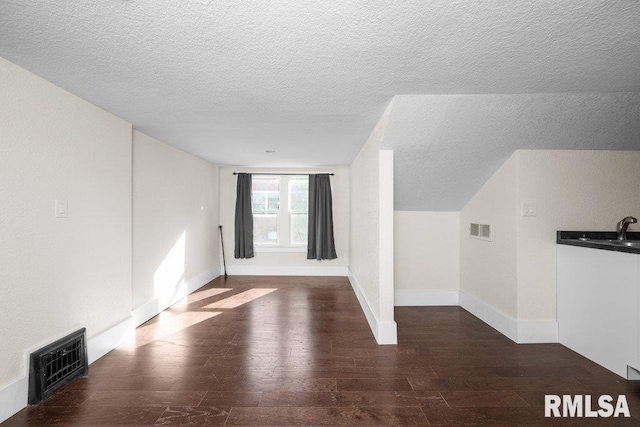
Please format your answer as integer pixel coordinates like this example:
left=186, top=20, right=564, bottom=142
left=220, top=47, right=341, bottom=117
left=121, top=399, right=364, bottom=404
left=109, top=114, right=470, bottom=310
left=233, top=172, right=334, bottom=176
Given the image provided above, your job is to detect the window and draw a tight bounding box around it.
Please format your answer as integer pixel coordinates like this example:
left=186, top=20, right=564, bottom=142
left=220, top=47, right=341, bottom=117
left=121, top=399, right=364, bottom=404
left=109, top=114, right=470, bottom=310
left=252, top=177, right=280, bottom=245
left=289, top=177, right=308, bottom=245
left=252, top=175, right=308, bottom=247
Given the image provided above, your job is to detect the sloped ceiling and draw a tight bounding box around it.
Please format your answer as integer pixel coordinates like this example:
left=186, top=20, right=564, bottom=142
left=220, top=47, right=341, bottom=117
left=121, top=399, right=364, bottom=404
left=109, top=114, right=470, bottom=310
left=383, top=93, right=640, bottom=211
left=1, top=1, right=639, bottom=167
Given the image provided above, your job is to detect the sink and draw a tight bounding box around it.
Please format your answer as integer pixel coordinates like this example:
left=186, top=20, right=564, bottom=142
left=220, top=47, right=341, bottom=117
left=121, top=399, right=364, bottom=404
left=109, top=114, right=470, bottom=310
left=598, top=240, right=640, bottom=248
left=558, top=231, right=640, bottom=252
left=614, top=241, right=640, bottom=248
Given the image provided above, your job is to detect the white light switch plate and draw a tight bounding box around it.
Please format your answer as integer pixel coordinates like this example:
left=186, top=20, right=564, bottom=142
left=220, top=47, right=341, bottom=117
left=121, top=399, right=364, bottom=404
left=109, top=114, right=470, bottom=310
left=55, top=199, right=68, bottom=218
left=522, top=202, right=537, bottom=217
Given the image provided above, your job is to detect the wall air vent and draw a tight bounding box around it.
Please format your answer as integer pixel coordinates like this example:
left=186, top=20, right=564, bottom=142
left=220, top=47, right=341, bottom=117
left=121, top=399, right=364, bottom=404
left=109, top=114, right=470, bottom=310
left=469, top=223, right=491, bottom=241
left=28, top=328, right=88, bottom=405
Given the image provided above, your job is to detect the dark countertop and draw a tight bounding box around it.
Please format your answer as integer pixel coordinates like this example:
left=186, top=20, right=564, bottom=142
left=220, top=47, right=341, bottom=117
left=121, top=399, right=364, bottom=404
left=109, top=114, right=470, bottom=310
left=557, top=231, right=640, bottom=254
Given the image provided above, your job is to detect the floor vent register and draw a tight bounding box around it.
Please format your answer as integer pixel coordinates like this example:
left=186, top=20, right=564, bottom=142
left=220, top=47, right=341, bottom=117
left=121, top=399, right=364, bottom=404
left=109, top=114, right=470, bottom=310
left=28, top=328, right=88, bottom=404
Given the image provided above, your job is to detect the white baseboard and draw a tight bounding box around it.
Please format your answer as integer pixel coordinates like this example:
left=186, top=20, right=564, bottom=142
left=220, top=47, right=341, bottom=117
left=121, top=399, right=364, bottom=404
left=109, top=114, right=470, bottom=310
left=517, top=320, right=559, bottom=343
left=87, top=317, right=136, bottom=364
left=0, top=375, right=28, bottom=423
left=225, top=265, right=348, bottom=276
left=347, top=268, right=398, bottom=345
left=377, top=321, right=398, bottom=345
left=628, top=366, right=640, bottom=381
left=458, top=290, right=558, bottom=344
left=459, top=290, right=518, bottom=342
left=394, top=289, right=459, bottom=306
left=133, top=265, right=221, bottom=327
left=187, top=265, right=222, bottom=294
left=133, top=298, right=161, bottom=328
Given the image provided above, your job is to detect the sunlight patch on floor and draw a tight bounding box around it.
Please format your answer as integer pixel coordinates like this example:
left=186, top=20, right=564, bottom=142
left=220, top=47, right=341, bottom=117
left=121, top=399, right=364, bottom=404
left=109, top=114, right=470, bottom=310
left=172, top=287, right=233, bottom=306
left=127, top=311, right=222, bottom=348
left=203, top=288, right=278, bottom=309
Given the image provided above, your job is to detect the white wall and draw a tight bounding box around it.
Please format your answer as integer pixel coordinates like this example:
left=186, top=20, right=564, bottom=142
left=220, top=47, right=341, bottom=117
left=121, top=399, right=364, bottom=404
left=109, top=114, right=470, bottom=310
left=394, top=211, right=460, bottom=306
left=218, top=167, right=349, bottom=275
left=132, top=131, right=220, bottom=324
left=0, top=56, right=132, bottom=397
left=350, top=122, right=382, bottom=317
left=349, top=104, right=397, bottom=344
left=516, top=150, right=640, bottom=322
left=460, top=154, right=518, bottom=318
left=458, top=150, right=640, bottom=343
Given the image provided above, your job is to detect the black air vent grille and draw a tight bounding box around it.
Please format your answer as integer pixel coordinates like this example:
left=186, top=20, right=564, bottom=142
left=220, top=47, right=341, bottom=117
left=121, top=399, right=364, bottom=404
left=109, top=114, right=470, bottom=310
left=29, top=328, right=88, bottom=405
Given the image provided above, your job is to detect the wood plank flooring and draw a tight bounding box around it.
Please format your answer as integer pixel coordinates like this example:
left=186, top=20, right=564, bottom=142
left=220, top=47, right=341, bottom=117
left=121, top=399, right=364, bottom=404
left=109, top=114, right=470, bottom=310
left=4, top=276, right=640, bottom=425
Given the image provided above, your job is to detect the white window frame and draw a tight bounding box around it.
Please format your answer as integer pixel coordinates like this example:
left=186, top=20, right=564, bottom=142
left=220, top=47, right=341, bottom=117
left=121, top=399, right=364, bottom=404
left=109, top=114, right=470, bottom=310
left=253, top=175, right=308, bottom=251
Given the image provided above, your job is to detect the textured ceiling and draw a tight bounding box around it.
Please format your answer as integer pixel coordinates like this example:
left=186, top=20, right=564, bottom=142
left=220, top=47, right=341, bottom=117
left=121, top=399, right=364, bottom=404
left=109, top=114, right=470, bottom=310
left=383, top=93, right=640, bottom=211
left=1, top=1, right=639, bottom=167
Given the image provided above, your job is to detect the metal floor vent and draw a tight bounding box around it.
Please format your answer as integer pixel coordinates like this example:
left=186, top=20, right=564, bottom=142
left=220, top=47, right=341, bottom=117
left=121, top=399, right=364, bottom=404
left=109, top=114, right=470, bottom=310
left=28, top=328, right=88, bottom=405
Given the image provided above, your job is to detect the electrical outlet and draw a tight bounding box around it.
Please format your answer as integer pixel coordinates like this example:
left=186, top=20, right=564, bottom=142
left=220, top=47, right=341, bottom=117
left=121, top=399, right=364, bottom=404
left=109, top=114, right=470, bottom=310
left=55, top=199, right=68, bottom=218
left=522, top=202, right=537, bottom=217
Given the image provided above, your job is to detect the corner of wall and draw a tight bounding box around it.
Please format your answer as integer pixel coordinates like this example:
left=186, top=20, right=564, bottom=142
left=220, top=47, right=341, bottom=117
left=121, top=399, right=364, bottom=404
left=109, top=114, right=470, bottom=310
left=347, top=104, right=397, bottom=345
left=347, top=268, right=397, bottom=345
left=459, top=290, right=558, bottom=344
left=459, top=153, right=518, bottom=319
left=378, top=149, right=395, bottom=323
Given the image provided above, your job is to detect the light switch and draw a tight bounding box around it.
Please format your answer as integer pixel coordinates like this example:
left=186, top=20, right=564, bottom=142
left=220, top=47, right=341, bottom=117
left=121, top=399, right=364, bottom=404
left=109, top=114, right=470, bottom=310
left=55, top=199, right=68, bottom=218
left=522, top=202, right=537, bottom=217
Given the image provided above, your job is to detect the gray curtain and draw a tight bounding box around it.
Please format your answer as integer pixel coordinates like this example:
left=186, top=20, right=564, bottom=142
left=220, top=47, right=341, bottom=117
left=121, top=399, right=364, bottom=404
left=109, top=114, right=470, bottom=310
left=234, top=173, right=254, bottom=259
left=307, top=174, right=337, bottom=260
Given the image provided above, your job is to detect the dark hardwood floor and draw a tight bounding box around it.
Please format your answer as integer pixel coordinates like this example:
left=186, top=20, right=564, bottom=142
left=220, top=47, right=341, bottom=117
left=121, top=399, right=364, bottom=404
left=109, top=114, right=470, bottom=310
left=4, top=276, right=640, bottom=425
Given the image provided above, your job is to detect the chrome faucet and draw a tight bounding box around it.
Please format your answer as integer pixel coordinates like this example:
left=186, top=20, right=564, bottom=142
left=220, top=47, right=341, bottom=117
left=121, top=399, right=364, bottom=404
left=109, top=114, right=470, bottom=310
left=616, top=216, right=637, bottom=240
